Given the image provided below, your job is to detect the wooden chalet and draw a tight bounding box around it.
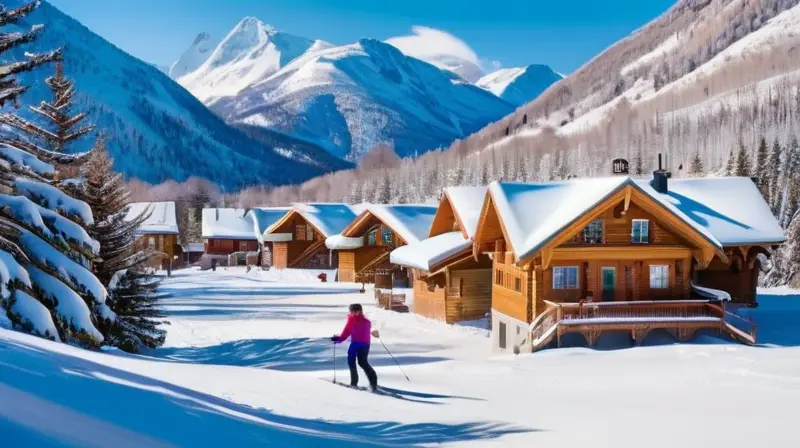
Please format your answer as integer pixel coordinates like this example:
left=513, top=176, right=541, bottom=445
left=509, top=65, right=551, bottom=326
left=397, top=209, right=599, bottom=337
left=263, top=204, right=357, bottom=269
left=391, top=187, right=494, bottom=323
left=473, top=171, right=785, bottom=353
left=245, top=207, right=291, bottom=267
left=326, top=204, right=437, bottom=287
left=127, top=202, right=180, bottom=270
left=202, top=208, right=259, bottom=266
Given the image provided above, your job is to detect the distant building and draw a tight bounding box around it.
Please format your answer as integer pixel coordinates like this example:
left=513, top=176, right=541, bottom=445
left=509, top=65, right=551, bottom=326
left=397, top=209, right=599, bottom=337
left=328, top=204, right=437, bottom=287
left=126, top=202, right=180, bottom=270
left=263, top=204, right=358, bottom=269
left=246, top=207, right=291, bottom=268
left=202, top=208, right=259, bottom=266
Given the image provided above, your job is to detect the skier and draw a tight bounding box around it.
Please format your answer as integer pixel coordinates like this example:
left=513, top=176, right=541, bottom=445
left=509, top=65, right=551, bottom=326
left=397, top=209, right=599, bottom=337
left=332, top=303, right=380, bottom=391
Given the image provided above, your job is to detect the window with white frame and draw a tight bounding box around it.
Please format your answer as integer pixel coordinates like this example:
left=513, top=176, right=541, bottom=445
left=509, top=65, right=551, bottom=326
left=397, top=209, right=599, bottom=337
left=553, top=266, right=579, bottom=289
left=632, top=219, right=650, bottom=244
left=583, top=220, right=603, bottom=244
left=650, top=265, right=669, bottom=289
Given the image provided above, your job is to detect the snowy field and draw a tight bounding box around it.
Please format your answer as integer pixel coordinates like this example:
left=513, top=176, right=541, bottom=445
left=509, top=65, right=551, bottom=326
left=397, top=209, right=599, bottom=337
left=2, top=267, right=800, bottom=447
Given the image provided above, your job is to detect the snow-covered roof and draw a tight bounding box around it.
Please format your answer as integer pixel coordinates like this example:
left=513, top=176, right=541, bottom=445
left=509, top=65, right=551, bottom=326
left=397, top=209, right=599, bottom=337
left=636, top=177, right=786, bottom=246
left=390, top=231, right=473, bottom=272
left=267, top=203, right=358, bottom=239
left=486, top=176, right=784, bottom=263
left=185, top=243, right=205, bottom=253
left=364, top=204, right=437, bottom=245
left=443, top=186, right=487, bottom=239
left=246, top=207, right=291, bottom=243
left=325, top=235, right=364, bottom=250
left=202, top=208, right=256, bottom=240
left=125, top=202, right=179, bottom=235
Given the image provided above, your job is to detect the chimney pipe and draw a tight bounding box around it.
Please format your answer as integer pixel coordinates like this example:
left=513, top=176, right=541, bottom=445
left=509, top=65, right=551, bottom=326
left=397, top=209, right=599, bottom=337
left=651, top=153, right=669, bottom=194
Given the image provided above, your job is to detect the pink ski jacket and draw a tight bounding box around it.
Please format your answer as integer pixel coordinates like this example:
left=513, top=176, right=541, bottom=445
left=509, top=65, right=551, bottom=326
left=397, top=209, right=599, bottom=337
left=336, top=314, right=372, bottom=345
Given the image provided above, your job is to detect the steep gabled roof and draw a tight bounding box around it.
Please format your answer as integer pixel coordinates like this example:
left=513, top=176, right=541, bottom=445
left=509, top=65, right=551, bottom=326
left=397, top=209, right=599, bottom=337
left=478, top=176, right=784, bottom=264
left=246, top=207, right=291, bottom=243
left=202, top=208, right=256, bottom=240
left=266, top=203, right=358, bottom=239
left=429, top=186, right=487, bottom=239
left=635, top=177, right=786, bottom=246
left=329, top=204, right=437, bottom=250
left=126, top=202, right=179, bottom=235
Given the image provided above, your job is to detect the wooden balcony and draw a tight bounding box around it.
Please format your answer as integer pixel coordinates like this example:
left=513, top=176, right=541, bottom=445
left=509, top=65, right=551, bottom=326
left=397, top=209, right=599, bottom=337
left=528, top=299, right=756, bottom=351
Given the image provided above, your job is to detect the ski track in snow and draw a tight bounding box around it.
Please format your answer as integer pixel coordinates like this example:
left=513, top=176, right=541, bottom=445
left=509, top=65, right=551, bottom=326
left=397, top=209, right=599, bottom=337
left=2, top=267, right=800, bottom=447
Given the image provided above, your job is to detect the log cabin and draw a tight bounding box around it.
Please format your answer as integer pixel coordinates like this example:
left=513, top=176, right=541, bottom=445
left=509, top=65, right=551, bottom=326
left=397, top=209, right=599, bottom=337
left=391, top=187, right=494, bottom=323
left=327, top=204, right=437, bottom=287
left=245, top=207, right=291, bottom=268
left=263, top=203, right=357, bottom=269
left=126, top=202, right=180, bottom=270
left=202, top=208, right=259, bottom=266
left=473, top=172, right=785, bottom=353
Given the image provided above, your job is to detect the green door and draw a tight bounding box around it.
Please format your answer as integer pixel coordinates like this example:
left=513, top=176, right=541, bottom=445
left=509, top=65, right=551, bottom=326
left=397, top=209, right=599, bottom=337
left=601, top=267, right=616, bottom=301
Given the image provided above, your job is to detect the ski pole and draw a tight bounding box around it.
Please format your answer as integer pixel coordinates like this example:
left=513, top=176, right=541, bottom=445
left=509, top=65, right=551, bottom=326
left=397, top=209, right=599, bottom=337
left=379, top=337, right=410, bottom=381
left=333, top=341, right=337, bottom=384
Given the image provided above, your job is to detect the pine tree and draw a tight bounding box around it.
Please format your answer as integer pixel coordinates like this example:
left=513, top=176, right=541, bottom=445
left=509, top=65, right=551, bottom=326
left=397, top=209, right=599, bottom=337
left=633, top=149, right=644, bottom=176
left=26, top=61, right=93, bottom=152
left=725, top=149, right=736, bottom=176
left=106, top=269, right=166, bottom=352
left=80, top=140, right=166, bottom=352
left=768, top=138, right=782, bottom=213
left=783, top=137, right=800, bottom=227
left=754, top=137, right=769, bottom=198
left=373, top=172, right=391, bottom=204
left=0, top=3, right=112, bottom=345
left=688, top=152, right=704, bottom=177
left=479, top=160, right=490, bottom=185
left=734, top=141, right=752, bottom=177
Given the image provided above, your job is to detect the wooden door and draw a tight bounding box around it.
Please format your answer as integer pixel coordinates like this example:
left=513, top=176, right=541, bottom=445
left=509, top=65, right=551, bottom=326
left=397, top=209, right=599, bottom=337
left=601, top=267, right=616, bottom=302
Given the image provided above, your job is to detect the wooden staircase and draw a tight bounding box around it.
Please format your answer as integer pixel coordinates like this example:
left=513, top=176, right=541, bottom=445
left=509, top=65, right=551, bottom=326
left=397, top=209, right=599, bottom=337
left=289, top=239, right=327, bottom=268
left=527, top=300, right=757, bottom=352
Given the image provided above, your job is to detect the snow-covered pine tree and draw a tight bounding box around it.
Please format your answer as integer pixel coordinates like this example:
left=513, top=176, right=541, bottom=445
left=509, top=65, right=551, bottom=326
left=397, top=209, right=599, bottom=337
left=373, top=171, right=391, bottom=204
left=734, top=141, right=752, bottom=177
left=80, top=139, right=165, bottom=351
left=768, top=138, right=782, bottom=214
left=26, top=61, right=93, bottom=152
left=633, top=149, right=643, bottom=176
left=725, top=149, right=736, bottom=176
left=754, top=136, right=769, bottom=198
left=782, top=137, right=800, bottom=228
left=106, top=268, right=166, bottom=352
left=689, top=151, right=704, bottom=177
left=0, top=2, right=113, bottom=345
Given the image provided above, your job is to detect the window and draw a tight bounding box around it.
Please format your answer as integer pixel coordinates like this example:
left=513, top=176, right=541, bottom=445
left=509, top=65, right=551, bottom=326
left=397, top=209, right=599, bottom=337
left=306, top=225, right=314, bottom=241
left=381, top=227, right=393, bottom=245
left=148, top=237, right=155, bottom=249
left=650, top=265, right=669, bottom=289
left=514, top=277, right=522, bottom=292
left=296, top=224, right=307, bottom=241
left=583, top=220, right=603, bottom=244
left=495, top=269, right=503, bottom=285
left=239, top=241, right=248, bottom=252
left=553, top=266, right=579, bottom=289
left=499, top=322, right=507, bottom=349
left=632, top=219, right=650, bottom=244
left=367, top=228, right=377, bottom=246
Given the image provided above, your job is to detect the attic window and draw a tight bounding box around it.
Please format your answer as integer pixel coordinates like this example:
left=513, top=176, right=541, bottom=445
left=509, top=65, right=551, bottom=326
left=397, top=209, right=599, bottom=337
left=632, top=219, right=649, bottom=244
left=367, top=228, right=377, bottom=246
left=306, top=226, right=315, bottom=241
left=296, top=224, right=307, bottom=241
left=583, top=220, right=603, bottom=244
left=381, top=227, right=393, bottom=245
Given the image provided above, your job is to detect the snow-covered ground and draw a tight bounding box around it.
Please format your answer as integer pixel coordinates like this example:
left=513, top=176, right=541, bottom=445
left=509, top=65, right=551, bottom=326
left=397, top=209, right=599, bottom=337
left=2, top=267, right=800, bottom=447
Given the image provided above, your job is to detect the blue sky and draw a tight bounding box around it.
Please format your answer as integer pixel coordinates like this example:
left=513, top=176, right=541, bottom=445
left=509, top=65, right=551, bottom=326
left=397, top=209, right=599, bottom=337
left=47, top=0, right=674, bottom=74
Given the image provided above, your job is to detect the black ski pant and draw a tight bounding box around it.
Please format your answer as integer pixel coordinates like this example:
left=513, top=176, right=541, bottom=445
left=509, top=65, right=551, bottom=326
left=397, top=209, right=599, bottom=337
left=348, top=343, right=378, bottom=389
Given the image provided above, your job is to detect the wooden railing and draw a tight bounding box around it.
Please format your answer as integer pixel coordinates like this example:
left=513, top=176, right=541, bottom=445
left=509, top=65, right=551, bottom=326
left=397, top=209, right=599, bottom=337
left=375, top=289, right=409, bottom=313
left=289, top=239, right=327, bottom=268
left=358, top=250, right=391, bottom=277
left=528, top=299, right=757, bottom=351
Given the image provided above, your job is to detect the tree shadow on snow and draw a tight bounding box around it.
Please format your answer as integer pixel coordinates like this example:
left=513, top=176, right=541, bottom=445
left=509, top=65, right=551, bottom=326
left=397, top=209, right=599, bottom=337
left=149, top=337, right=451, bottom=372
left=0, top=339, right=533, bottom=447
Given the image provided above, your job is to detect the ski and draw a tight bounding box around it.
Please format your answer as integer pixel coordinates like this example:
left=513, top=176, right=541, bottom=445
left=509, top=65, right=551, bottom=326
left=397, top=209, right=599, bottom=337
left=328, top=380, right=404, bottom=399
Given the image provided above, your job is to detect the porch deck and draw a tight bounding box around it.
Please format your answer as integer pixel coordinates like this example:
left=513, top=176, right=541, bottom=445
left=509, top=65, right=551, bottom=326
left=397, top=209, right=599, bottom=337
left=528, top=300, right=756, bottom=351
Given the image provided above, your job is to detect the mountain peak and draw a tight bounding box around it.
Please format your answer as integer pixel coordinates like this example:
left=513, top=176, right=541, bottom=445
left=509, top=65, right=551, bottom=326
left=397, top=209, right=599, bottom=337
left=192, top=32, right=212, bottom=45
left=476, top=64, right=562, bottom=106
left=169, top=31, right=220, bottom=79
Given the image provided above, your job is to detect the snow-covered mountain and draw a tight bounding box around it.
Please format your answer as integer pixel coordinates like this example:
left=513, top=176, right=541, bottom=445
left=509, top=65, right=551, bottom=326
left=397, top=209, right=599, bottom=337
left=211, top=38, right=515, bottom=160
left=174, top=17, right=327, bottom=104
left=168, top=32, right=220, bottom=79
left=6, top=1, right=347, bottom=189
left=476, top=64, right=563, bottom=106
